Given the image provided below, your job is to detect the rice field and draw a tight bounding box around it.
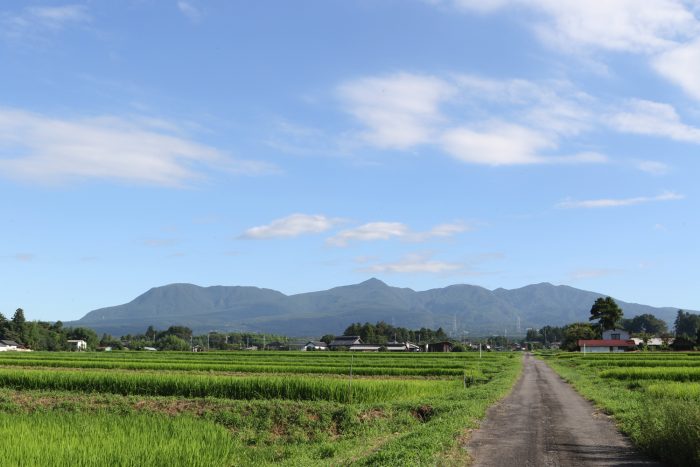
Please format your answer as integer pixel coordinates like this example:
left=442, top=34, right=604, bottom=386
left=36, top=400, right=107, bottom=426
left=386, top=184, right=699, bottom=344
left=0, top=350, right=522, bottom=466
left=541, top=351, right=700, bottom=466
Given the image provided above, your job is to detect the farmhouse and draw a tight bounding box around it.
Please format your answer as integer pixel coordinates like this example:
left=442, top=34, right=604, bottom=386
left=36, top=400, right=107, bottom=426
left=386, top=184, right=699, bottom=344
left=328, top=335, right=362, bottom=349
left=578, top=329, right=636, bottom=353
left=67, top=339, right=88, bottom=351
left=303, top=341, right=328, bottom=351
left=0, top=340, right=19, bottom=351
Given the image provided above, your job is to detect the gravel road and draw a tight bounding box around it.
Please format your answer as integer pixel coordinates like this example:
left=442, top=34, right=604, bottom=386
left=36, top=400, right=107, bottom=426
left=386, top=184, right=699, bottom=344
left=466, top=353, right=661, bottom=466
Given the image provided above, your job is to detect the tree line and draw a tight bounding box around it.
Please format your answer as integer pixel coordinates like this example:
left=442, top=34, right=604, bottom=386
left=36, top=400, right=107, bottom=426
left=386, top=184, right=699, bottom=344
left=329, top=321, right=448, bottom=345
left=0, top=308, right=101, bottom=351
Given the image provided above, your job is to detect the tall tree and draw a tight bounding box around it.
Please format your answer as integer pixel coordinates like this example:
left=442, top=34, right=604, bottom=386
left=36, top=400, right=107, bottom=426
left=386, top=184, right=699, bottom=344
left=0, top=313, right=9, bottom=339
left=674, top=310, right=700, bottom=337
left=589, top=297, right=623, bottom=331
left=10, top=308, right=27, bottom=343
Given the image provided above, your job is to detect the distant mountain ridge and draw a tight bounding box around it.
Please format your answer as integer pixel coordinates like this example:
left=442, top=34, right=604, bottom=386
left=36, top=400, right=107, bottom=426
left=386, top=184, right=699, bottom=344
left=66, top=279, right=693, bottom=337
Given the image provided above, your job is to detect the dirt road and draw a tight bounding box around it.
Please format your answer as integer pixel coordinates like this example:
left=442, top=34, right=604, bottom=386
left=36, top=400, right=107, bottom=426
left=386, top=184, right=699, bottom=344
left=466, top=353, right=660, bottom=466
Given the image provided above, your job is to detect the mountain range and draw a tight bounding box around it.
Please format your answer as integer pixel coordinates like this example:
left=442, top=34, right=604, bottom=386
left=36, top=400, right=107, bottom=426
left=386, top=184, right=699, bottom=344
left=65, top=279, right=693, bottom=338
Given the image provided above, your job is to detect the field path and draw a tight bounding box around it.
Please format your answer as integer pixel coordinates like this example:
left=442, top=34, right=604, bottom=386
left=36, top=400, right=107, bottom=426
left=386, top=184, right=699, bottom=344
left=466, top=353, right=660, bottom=466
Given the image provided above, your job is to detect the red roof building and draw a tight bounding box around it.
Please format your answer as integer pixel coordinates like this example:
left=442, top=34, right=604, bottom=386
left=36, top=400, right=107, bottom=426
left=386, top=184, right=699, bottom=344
left=577, top=339, right=636, bottom=353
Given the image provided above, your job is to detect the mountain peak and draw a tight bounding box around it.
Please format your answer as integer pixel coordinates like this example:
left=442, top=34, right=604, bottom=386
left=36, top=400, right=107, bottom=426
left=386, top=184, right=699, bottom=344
left=359, top=277, right=388, bottom=287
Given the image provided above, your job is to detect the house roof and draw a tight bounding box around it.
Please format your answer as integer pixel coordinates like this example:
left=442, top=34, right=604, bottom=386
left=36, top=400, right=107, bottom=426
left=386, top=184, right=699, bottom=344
left=577, top=339, right=636, bottom=347
left=329, top=336, right=362, bottom=346
left=0, top=340, right=18, bottom=347
left=349, top=344, right=381, bottom=351
left=305, top=341, right=327, bottom=347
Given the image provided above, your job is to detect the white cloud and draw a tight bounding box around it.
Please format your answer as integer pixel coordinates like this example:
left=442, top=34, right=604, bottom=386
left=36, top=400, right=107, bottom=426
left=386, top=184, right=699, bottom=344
left=241, top=214, right=342, bottom=239
left=0, top=108, right=271, bottom=187
left=359, top=253, right=464, bottom=274
left=556, top=191, right=684, bottom=209
left=527, top=0, right=698, bottom=54
left=337, top=73, right=455, bottom=149
left=433, top=0, right=698, bottom=53
left=177, top=1, right=201, bottom=22
left=441, top=123, right=554, bottom=165
left=339, top=72, right=607, bottom=166
left=327, top=221, right=468, bottom=246
left=608, top=99, right=700, bottom=143
left=653, top=39, right=700, bottom=101
left=637, top=160, right=670, bottom=175
left=327, top=222, right=410, bottom=246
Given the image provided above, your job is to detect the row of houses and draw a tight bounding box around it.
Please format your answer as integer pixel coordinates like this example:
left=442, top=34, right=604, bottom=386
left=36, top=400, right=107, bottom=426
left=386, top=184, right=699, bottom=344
left=302, top=336, right=453, bottom=352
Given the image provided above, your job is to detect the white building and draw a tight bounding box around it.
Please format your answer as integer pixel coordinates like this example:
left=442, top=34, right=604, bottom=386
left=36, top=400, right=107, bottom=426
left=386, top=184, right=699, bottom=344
left=67, top=339, right=88, bottom=351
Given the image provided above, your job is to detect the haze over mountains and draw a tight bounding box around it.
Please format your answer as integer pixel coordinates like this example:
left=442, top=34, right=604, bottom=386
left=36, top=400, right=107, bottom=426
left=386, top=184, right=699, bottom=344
left=66, top=279, right=692, bottom=337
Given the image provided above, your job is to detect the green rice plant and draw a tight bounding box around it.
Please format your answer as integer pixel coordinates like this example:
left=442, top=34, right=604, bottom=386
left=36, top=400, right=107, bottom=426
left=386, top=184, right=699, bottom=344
left=600, top=367, right=700, bottom=382
left=0, top=367, right=449, bottom=403
left=646, top=382, right=700, bottom=401
left=0, top=410, right=236, bottom=466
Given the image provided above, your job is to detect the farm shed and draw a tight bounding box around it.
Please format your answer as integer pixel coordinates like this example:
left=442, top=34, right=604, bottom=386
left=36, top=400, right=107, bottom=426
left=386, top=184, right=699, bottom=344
left=427, top=341, right=453, bottom=352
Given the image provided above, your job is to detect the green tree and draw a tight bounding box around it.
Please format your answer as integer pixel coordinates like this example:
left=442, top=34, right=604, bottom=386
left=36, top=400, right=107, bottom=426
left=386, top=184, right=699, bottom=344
left=561, top=322, right=597, bottom=351
left=621, top=314, right=667, bottom=335
left=157, top=334, right=190, bottom=351
left=674, top=310, right=700, bottom=337
left=589, top=297, right=623, bottom=331
left=320, top=334, right=334, bottom=345
left=9, top=308, right=27, bottom=344
left=0, top=313, right=10, bottom=339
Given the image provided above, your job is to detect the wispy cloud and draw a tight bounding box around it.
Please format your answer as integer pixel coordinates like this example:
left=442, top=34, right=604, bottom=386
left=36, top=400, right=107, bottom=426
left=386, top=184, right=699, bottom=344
left=636, top=160, right=670, bottom=175
left=608, top=99, right=700, bottom=143
left=428, top=1, right=700, bottom=101
left=327, top=221, right=469, bottom=246
left=1, top=4, right=90, bottom=41
left=327, top=222, right=409, bottom=246
left=358, top=253, right=465, bottom=274
left=338, top=72, right=606, bottom=166
left=432, top=0, right=697, bottom=53
left=570, top=268, right=621, bottom=280
left=0, top=108, right=274, bottom=187
left=177, top=1, right=202, bottom=22
left=556, top=191, right=684, bottom=209
left=241, top=214, right=343, bottom=239
left=338, top=73, right=455, bottom=149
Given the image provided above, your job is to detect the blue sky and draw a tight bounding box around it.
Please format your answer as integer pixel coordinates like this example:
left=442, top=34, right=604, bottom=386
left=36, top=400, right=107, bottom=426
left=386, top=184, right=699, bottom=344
left=2, top=0, right=699, bottom=322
